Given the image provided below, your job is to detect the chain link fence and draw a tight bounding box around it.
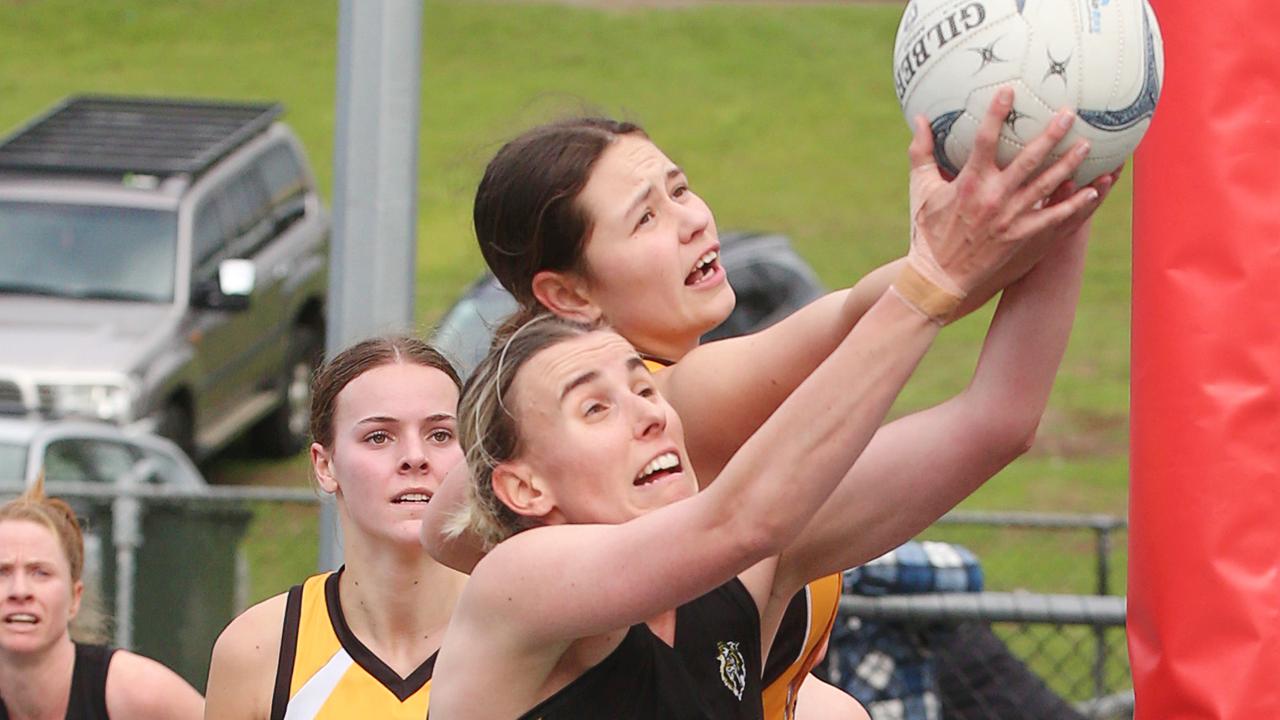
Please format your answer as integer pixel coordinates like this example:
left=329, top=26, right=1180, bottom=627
left=5, top=481, right=1130, bottom=717
left=815, top=510, right=1132, bottom=720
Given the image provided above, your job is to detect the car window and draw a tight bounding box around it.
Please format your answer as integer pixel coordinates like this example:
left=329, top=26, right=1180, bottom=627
left=257, top=143, right=307, bottom=232
left=221, top=169, right=274, bottom=258
left=193, top=197, right=228, bottom=270
left=41, top=438, right=181, bottom=485
left=0, top=441, right=26, bottom=482
left=0, top=201, right=177, bottom=303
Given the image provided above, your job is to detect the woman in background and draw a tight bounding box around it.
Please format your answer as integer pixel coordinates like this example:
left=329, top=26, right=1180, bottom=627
left=206, top=337, right=467, bottom=720
left=0, top=478, right=203, bottom=720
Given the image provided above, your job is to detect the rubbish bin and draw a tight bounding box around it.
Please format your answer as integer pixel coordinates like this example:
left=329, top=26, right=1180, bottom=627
left=88, top=499, right=252, bottom=690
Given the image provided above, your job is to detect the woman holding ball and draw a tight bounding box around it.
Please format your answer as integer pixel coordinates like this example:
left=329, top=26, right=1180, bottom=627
left=424, top=87, right=1118, bottom=717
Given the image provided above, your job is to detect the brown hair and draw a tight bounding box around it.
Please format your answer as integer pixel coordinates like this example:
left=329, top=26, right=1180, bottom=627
left=449, top=314, right=596, bottom=548
left=474, top=117, right=647, bottom=309
left=310, top=336, right=462, bottom=449
left=0, top=476, right=106, bottom=642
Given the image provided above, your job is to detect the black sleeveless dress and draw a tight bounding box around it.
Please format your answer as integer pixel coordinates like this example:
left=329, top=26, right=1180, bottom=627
left=0, top=643, right=116, bottom=720
left=517, top=578, right=764, bottom=719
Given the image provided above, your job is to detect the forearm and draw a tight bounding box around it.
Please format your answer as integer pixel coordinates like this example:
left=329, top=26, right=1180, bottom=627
left=777, top=223, right=1090, bottom=586
left=961, top=218, right=1089, bottom=432
left=671, top=261, right=899, bottom=482
left=711, top=289, right=938, bottom=554
left=875, top=225, right=1089, bottom=549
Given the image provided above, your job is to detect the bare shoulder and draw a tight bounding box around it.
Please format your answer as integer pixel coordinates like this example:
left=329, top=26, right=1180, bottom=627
left=211, top=591, right=290, bottom=667
left=203, top=592, right=292, bottom=720
left=104, top=649, right=204, bottom=720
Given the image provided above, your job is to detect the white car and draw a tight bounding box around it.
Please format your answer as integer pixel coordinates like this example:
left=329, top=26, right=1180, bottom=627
left=0, top=417, right=206, bottom=489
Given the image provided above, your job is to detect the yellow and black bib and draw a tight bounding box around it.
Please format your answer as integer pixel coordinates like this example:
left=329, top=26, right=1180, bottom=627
left=269, top=571, right=434, bottom=720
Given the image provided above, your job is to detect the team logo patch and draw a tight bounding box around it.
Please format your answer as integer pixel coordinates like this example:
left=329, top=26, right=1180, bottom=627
left=716, top=641, right=747, bottom=701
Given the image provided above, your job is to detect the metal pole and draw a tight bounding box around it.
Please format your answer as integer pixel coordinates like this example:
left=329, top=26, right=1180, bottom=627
left=321, top=0, right=424, bottom=571
left=1093, top=526, right=1113, bottom=702
left=111, top=463, right=144, bottom=649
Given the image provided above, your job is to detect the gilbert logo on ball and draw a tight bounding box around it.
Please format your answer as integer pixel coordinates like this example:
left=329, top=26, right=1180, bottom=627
left=893, top=0, right=1164, bottom=185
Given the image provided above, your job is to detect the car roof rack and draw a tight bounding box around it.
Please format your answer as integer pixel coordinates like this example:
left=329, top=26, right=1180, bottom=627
left=0, top=95, right=283, bottom=179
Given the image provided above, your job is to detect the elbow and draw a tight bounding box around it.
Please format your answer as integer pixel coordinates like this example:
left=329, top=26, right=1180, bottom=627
left=1008, top=422, right=1038, bottom=459
left=965, top=384, right=1045, bottom=455
left=983, top=410, right=1041, bottom=463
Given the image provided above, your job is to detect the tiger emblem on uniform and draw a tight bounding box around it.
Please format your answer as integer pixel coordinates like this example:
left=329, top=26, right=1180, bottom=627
left=716, top=640, right=747, bottom=700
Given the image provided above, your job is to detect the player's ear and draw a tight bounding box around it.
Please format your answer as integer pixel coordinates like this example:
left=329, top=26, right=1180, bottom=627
left=311, top=442, right=339, bottom=495
left=531, top=270, right=603, bottom=324
left=491, top=460, right=557, bottom=522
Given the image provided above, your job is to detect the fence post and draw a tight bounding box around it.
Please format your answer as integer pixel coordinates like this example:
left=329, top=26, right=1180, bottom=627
left=1093, top=525, right=1113, bottom=703
left=110, top=466, right=143, bottom=649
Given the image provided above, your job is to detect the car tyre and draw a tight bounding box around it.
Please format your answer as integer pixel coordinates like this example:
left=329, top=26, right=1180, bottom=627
left=253, top=325, right=323, bottom=457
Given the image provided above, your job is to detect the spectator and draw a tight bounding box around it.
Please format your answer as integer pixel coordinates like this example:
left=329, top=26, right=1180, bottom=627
left=0, top=477, right=203, bottom=720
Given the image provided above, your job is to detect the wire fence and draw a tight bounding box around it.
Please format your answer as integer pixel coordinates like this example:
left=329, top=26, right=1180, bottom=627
left=814, top=510, right=1132, bottom=720
left=2, top=481, right=1131, bottom=718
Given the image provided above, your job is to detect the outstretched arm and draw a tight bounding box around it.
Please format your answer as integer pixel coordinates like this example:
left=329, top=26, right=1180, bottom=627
left=773, top=209, right=1099, bottom=597
left=664, top=98, right=1097, bottom=486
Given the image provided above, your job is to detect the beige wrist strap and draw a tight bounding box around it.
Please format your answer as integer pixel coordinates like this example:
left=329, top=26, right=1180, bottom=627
left=891, top=262, right=964, bottom=325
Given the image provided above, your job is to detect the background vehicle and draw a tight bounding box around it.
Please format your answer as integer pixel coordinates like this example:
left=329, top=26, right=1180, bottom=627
left=0, top=96, right=329, bottom=461
left=0, top=417, right=206, bottom=490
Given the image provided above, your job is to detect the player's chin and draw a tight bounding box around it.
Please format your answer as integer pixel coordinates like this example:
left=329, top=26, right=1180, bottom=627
left=693, top=285, right=736, bottom=331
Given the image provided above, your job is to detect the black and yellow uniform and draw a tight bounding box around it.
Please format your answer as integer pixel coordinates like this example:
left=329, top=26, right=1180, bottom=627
left=761, top=573, right=842, bottom=719
left=641, top=357, right=842, bottom=719
left=270, top=571, right=434, bottom=720
left=0, top=643, right=115, bottom=720
left=518, top=578, right=763, bottom=719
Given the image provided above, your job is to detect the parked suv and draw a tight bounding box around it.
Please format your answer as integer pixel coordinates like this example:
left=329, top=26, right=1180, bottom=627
left=0, top=96, right=329, bottom=460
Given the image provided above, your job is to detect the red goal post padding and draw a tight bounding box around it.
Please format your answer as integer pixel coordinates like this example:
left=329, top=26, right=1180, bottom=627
left=1130, top=0, right=1280, bottom=717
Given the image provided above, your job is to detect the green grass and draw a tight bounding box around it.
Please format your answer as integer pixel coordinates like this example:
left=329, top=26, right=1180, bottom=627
left=1, top=0, right=1132, bottom=603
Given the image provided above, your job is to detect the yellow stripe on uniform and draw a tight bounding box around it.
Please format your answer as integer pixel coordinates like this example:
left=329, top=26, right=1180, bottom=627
left=762, top=573, right=842, bottom=720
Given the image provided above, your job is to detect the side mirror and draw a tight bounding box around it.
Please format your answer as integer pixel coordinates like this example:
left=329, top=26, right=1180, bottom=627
left=192, top=259, right=255, bottom=311
left=218, top=258, right=256, bottom=298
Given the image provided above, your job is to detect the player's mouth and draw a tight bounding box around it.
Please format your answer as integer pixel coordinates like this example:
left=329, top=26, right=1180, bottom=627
left=391, top=489, right=433, bottom=504
left=684, top=249, right=721, bottom=287
left=635, top=451, right=683, bottom=487
left=2, top=612, right=39, bottom=627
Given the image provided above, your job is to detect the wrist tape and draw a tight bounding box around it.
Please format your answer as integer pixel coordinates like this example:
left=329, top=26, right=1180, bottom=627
left=892, top=261, right=964, bottom=325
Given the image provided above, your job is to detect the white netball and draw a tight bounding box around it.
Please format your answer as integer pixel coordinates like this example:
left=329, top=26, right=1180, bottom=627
left=892, top=0, right=1165, bottom=185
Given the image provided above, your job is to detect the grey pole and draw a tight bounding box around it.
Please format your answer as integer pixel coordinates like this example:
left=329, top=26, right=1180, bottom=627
left=321, top=0, right=424, bottom=571
left=111, top=464, right=142, bottom=649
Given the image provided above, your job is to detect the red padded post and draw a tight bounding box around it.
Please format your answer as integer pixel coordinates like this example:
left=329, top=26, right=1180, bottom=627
left=1130, top=1, right=1280, bottom=717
